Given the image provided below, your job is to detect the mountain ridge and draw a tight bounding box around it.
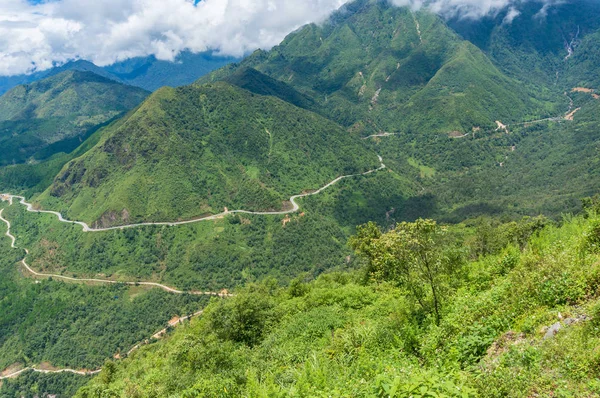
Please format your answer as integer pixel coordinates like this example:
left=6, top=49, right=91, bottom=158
left=0, top=52, right=237, bottom=96
left=37, top=81, right=380, bottom=227
left=200, top=1, right=554, bottom=135
left=0, top=70, right=149, bottom=167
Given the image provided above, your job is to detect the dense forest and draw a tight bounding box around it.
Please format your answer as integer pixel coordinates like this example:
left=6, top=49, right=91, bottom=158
left=0, top=203, right=211, bottom=396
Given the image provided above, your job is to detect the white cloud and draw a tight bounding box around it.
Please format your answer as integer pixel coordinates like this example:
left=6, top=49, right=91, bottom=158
left=0, top=0, right=347, bottom=75
left=0, top=0, right=565, bottom=76
left=503, top=7, right=521, bottom=23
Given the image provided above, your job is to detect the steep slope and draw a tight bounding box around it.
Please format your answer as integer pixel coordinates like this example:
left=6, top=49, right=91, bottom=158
left=222, top=67, right=318, bottom=112
left=202, top=0, right=545, bottom=135
left=39, top=82, right=379, bottom=227
left=448, top=0, right=600, bottom=85
left=0, top=71, right=149, bottom=166
left=565, top=29, right=600, bottom=88
left=75, top=213, right=600, bottom=397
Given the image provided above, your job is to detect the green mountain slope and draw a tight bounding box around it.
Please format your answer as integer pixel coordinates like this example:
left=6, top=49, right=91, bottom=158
left=38, top=82, right=379, bottom=227
left=565, top=29, right=600, bottom=88
left=74, top=211, right=600, bottom=397
left=222, top=67, right=318, bottom=112
left=449, top=0, right=600, bottom=86
left=0, top=71, right=149, bottom=166
left=202, top=0, right=548, bottom=135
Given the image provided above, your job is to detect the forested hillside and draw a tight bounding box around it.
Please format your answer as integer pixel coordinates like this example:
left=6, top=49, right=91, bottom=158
left=0, top=71, right=148, bottom=166
left=202, top=0, right=557, bottom=135
left=0, top=0, right=600, bottom=396
left=0, top=202, right=210, bottom=397
left=37, top=82, right=379, bottom=227
left=196, top=0, right=600, bottom=220
left=75, top=204, right=600, bottom=397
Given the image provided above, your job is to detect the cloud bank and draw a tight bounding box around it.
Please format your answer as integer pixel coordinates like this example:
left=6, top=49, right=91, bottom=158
left=0, top=0, right=565, bottom=76
left=0, top=0, right=347, bottom=76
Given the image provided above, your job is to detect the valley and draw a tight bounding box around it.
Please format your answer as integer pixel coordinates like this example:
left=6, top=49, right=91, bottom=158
left=1, top=0, right=600, bottom=396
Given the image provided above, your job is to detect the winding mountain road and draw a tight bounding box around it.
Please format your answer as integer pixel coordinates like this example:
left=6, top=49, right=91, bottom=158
left=0, top=209, right=230, bottom=297
left=0, top=156, right=386, bottom=295
left=0, top=308, right=205, bottom=381
left=1, top=155, right=385, bottom=233
left=0, top=208, right=215, bottom=381
left=0, top=367, right=101, bottom=381
left=0, top=156, right=387, bottom=381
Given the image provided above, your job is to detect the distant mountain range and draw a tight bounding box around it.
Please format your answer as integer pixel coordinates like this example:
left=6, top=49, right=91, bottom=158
left=0, top=70, right=149, bottom=166
left=0, top=51, right=238, bottom=95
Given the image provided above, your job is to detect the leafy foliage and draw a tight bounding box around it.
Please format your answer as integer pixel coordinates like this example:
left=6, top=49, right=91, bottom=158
left=351, top=219, right=465, bottom=324
left=75, top=213, right=600, bottom=397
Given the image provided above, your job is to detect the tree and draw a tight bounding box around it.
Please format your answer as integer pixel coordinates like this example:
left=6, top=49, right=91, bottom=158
left=208, top=282, right=277, bottom=347
left=350, top=219, right=462, bottom=325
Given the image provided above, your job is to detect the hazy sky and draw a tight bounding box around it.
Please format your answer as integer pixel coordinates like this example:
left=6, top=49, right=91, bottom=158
left=0, top=0, right=565, bottom=76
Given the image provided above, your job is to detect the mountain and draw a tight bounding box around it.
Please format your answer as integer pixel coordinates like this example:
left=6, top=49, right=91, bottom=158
left=38, top=81, right=379, bottom=227
left=0, top=60, right=120, bottom=97
left=0, top=70, right=149, bottom=166
left=201, top=0, right=551, bottom=135
left=222, top=67, right=318, bottom=112
left=205, top=0, right=600, bottom=219
left=194, top=0, right=600, bottom=220
left=104, top=51, right=239, bottom=92
left=0, top=52, right=237, bottom=96
left=448, top=0, right=600, bottom=85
